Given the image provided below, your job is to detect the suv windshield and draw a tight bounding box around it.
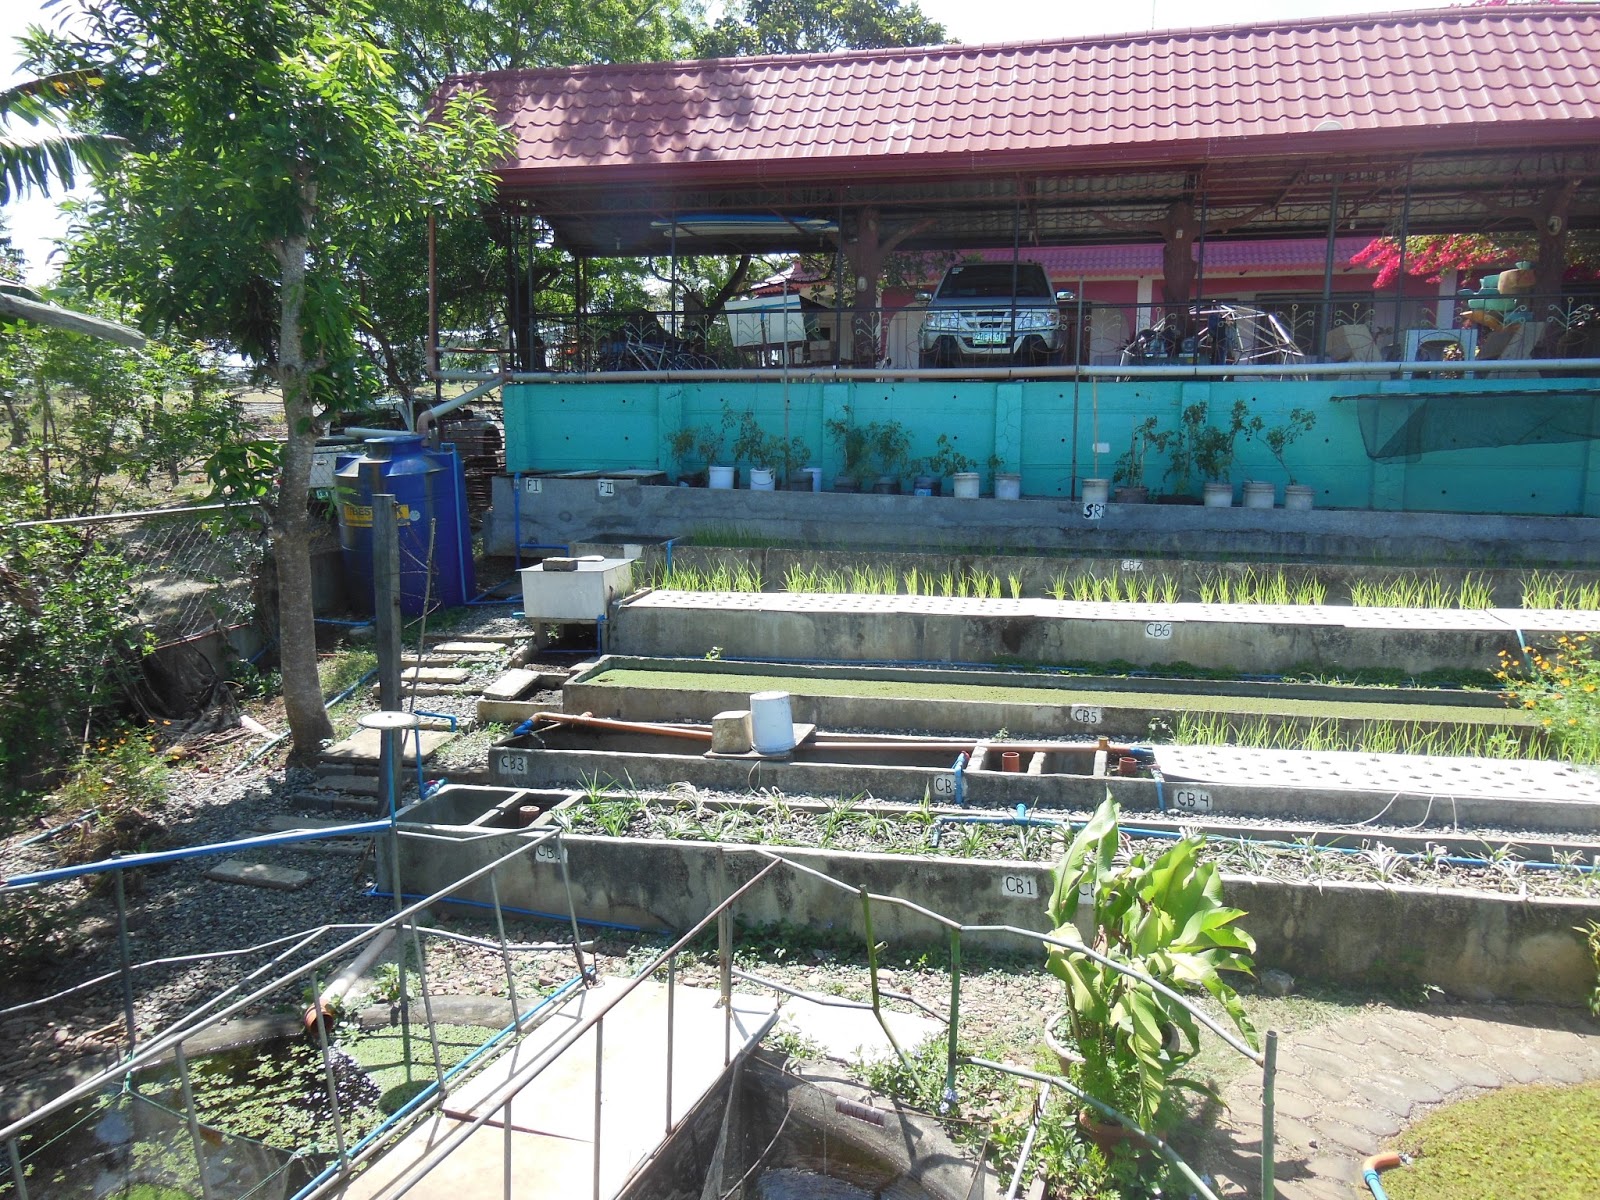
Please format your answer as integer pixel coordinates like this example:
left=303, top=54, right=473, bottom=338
left=935, top=264, right=1053, bottom=301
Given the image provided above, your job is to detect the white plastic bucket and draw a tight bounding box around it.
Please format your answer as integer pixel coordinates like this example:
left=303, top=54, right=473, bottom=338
left=1242, top=481, right=1276, bottom=509
left=1203, top=481, right=1234, bottom=508
left=804, top=466, right=823, bottom=492
left=1080, top=478, right=1111, bottom=506
left=994, top=473, right=1022, bottom=501
left=952, top=472, right=980, bottom=499
left=748, top=690, right=796, bottom=754
left=708, top=464, right=735, bottom=489
left=1284, top=484, right=1316, bottom=511
left=749, top=467, right=776, bottom=491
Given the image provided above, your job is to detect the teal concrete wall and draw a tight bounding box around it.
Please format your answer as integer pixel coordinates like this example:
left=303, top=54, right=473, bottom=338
left=502, top=376, right=1600, bottom=516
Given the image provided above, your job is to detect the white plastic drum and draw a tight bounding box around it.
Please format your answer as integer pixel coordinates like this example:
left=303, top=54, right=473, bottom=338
left=748, top=690, right=796, bottom=754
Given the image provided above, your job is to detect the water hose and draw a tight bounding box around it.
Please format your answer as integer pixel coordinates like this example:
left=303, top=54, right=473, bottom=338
left=1363, top=1151, right=1402, bottom=1199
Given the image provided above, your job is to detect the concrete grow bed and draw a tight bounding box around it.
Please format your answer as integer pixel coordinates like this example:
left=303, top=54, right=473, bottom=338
left=608, top=589, right=1600, bottom=677
left=561, top=654, right=1534, bottom=747
left=383, top=789, right=1600, bottom=1007
left=485, top=723, right=1600, bottom=834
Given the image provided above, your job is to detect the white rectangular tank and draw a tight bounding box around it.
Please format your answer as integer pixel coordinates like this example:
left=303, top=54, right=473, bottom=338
left=518, top=557, right=634, bottom=622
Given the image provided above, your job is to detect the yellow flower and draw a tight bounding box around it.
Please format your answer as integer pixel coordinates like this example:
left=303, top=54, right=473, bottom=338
left=1542, top=719, right=1553, bottom=727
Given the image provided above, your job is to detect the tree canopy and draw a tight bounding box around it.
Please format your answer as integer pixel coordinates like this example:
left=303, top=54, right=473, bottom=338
left=28, top=0, right=508, bottom=753
left=693, top=0, right=946, bottom=58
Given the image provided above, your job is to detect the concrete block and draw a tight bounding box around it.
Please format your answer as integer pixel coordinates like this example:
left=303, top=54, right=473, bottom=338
left=433, top=641, right=505, bottom=655
left=711, top=710, right=752, bottom=755
left=322, top=728, right=453, bottom=763
left=204, top=859, right=311, bottom=891
left=484, top=668, right=540, bottom=701
left=402, top=667, right=470, bottom=684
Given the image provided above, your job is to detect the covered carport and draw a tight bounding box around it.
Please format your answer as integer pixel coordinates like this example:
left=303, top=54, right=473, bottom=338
left=443, top=5, right=1600, bottom=371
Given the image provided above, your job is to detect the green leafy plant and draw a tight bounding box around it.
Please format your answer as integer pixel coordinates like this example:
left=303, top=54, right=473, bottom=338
left=1580, top=920, right=1600, bottom=1018
left=1262, top=407, right=1317, bottom=485
left=1112, top=417, right=1159, bottom=490
left=1189, top=400, right=1263, bottom=485
left=1498, top=633, right=1600, bottom=764
left=925, top=432, right=974, bottom=481
left=1044, top=796, right=1259, bottom=1132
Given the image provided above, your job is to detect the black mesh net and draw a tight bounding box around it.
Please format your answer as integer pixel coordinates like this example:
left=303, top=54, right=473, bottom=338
left=1343, top=390, right=1600, bottom=462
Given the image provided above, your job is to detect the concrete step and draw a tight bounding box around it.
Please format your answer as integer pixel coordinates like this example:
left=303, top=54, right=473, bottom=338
left=204, top=859, right=311, bottom=891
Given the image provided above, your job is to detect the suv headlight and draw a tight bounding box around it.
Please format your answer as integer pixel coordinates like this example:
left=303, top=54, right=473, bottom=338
left=924, top=312, right=959, bottom=332
left=1016, top=310, right=1058, bottom=331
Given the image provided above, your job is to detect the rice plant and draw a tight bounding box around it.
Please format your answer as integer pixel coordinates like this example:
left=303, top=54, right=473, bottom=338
left=1455, top=572, right=1495, bottom=609
left=1170, top=711, right=1525, bottom=759
left=1008, top=573, right=1024, bottom=600
left=904, top=567, right=923, bottom=596
left=1521, top=571, right=1600, bottom=610
left=783, top=563, right=821, bottom=593
left=1047, top=571, right=1070, bottom=601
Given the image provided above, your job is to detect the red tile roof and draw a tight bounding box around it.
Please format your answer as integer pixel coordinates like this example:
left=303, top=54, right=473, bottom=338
left=447, top=6, right=1600, bottom=189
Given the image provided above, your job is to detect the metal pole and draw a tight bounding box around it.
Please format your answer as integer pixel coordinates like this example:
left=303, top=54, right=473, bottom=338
left=1071, top=275, right=1085, bottom=495
left=1261, top=1030, right=1278, bottom=1200
left=407, top=916, right=446, bottom=1086
left=503, top=1099, right=514, bottom=1200
left=718, top=849, right=733, bottom=1066
left=859, top=885, right=905, bottom=1064
left=373, top=494, right=403, bottom=712
left=942, top=927, right=962, bottom=1114
left=174, top=1043, right=217, bottom=1200
left=1319, top=177, right=1342, bottom=358
left=112, top=863, right=137, bottom=1056
left=1393, top=166, right=1413, bottom=354
left=310, top=971, right=350, bottom=1168
left=665, top=953, right=676, bottom=1134
left=6, top=1138, right=28, bottom=1200
left=554, top=832, right=590, bottom=984
left=489, top=873, right=521, bottom=1024
left=592, top=1020, right=605, bottom=1200
left=1195, top=191, right=1208, bottom=305
left=365, top=711, right=417, bottom=1080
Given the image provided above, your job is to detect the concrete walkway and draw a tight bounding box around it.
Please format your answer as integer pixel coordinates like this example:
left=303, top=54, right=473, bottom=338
left=344, top=979, right=776, bottom=1200
left=1196, top=1004, right=1600, bottom=1198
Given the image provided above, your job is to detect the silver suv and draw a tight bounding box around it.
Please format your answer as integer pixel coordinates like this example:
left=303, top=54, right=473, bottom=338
left=918, top=262, right=1062, bottom=367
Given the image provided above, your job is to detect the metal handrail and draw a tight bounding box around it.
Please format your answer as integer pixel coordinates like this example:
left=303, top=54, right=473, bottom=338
left=315, top=855, right=786, bottom=1200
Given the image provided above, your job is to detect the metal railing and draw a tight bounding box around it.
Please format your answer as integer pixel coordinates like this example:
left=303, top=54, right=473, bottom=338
left=484, top=294, right=1599, bottom=378
left=5, top=789, right=1280, bottom=1199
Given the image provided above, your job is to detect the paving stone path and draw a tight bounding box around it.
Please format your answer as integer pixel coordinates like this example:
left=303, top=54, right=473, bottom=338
left=1193, top=1003, right=1600, bottom=1199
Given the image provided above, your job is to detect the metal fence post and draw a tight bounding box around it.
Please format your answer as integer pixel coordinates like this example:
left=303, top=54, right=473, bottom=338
left=592, top=1020, right=605, bottom=1200
left=112, top=861, right=137, bottom=1058
left=489, top=872, right=521, bottom=1024
left=363, top=710, right=419, bottom=1081
left=1261, top=1029, right=1278, bottom=1200
left=7, top=1137, right=29, bottom=1200
left=943, top=927, right=962, bottom=1114
left=310, top=970, right=350, bottom=1168
left=555, top=831, right=590, bottom=984
left=372, top=493, right=404, bottom=711
left=174, top=1042, right=217, bottom=1200
left=665, top=953, right=676, bottom=1134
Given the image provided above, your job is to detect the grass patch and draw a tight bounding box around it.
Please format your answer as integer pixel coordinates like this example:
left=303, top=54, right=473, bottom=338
left=1384, top=1081, right=1600, bottom=1200
left=319, top=647, right=377, bottom=698
left=586, top=667, right=1533, bottom=733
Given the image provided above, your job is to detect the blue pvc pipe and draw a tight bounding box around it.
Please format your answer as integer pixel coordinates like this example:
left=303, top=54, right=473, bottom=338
left=2, top=820, right=394, bottom=890
left=953, top=753, right=967, bottom=808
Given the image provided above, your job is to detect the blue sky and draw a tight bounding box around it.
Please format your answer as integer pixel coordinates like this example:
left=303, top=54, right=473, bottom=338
left=4, top=0, right=1464, bottom=283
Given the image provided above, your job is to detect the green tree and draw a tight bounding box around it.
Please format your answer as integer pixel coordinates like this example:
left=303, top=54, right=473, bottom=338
left=693, top=0, right=946, bottom=57
left=32, top=0, right=508, bottom=754
left=0, top=71, right=126, bottom=204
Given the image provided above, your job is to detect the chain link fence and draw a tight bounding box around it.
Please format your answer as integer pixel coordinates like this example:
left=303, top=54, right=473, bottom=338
left=5, top=503, right=267, bottom=650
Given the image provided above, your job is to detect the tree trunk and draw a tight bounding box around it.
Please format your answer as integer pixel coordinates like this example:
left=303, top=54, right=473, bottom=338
left=273, top=228, right=335, bottom=754
left=1532, top=181, right=1577, bottom=319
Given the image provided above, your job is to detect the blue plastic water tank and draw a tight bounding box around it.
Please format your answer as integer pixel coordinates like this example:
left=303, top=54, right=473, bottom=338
left=335, top=435, right=475, bottom=615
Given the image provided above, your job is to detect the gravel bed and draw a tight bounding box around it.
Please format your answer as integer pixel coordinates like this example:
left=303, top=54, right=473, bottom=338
left=550, top=784, right=1600, bottom=900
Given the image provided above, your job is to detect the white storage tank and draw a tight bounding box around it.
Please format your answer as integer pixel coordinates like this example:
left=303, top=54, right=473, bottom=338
left=519, top=556, right=635, bottom=622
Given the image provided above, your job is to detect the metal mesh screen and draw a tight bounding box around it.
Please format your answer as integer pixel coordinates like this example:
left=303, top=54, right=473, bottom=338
left=0, top=1090, right=313, bottom=1199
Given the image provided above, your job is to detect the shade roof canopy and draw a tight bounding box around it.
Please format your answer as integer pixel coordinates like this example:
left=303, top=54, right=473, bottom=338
left=443, top=5, right=1600, bottom=256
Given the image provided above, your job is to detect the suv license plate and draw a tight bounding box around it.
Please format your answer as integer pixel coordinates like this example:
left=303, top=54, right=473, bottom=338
left=971, top=331, right=1006, bottom=346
